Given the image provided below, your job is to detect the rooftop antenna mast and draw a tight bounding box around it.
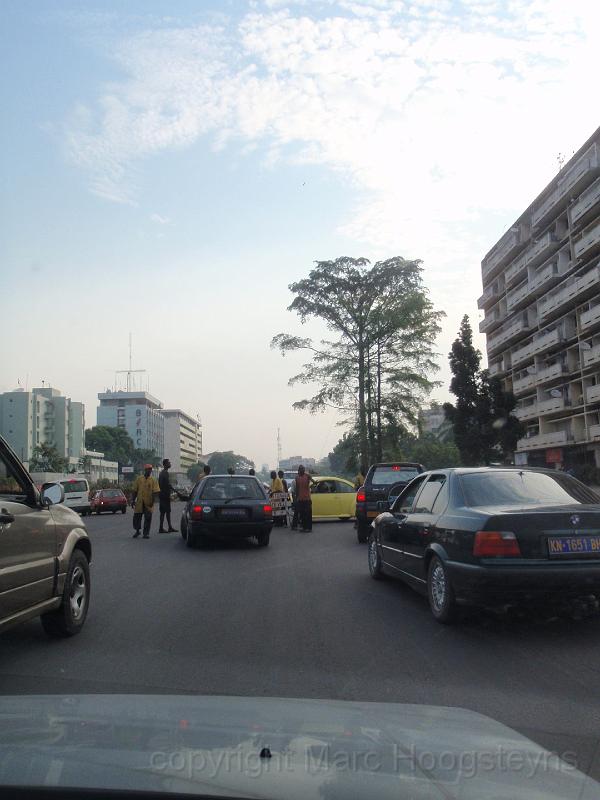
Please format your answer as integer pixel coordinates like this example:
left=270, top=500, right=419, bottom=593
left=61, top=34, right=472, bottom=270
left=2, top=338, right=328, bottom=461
left=115, top=332, right=146, bottom=392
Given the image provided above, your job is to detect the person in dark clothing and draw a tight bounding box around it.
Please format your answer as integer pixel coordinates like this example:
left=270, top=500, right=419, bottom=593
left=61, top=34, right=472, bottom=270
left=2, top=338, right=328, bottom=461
left=295, top=464, right=315, bottom=532
left=175, top=464, right=211, bottom=502
left=158, top=458, right=177, bottom=533
left=249, top=468, right=255, bottom=476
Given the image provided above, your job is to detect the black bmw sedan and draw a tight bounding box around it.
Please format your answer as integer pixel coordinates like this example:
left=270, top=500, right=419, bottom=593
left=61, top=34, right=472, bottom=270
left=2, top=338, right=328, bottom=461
left=367, top=467, right=600, bottom=623
left=180, top=475, right=273, bottom=549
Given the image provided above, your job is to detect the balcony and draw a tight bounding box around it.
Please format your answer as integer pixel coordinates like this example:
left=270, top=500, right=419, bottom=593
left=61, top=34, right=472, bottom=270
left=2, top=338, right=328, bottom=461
left=505, top=251, right=528, bottom=288
left=525, top=231, right=561, bottom=270
left=586, top=384, right=600, bottom=405
left=506, top=282, right=530, bottom=313
left=482, top=229, right=522, bottom=280
left=538, top=266, right=600, bottom=321
left=515, top=403, right=539, bottom=421
left=538, top=396, right=566, bottom=416
left=513, top=371, right=537, bottom=396
left=589, top=423, right=600, bottom=441
left=533, top=145, right=600, bottom=228
left=573, top=219, right=600, bottom=261
left=535, top=362, right=566, bottom=387
left=570, top=177, right=600, bottom=228
left=479, top=307, right=502, bottom=334
left=583, top=344, right=600, bottom=369
left=580, top=304, right=600, bottom=332
left=487, top=316, right=530, bottom=354
left=477, top=282, right=502, bottom=310
left=529, top=261, right=561, bottom=295
left=512, top=328, right=563, bottom=366
left=488, top=361, right=504, bottom=377
left=516, top=429, right=568, bottom=451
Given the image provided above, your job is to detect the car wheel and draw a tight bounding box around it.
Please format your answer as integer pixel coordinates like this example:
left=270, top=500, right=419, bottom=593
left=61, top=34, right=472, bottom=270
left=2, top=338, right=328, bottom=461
left=368, top=532, right=384, bottom=579
left=96, top=508, right=101, bottom=514
left=41, top=549, right=90, bottom=637
left=180, top=516, right=188, bottom=541
left=186, top=527, right=196, bottom=548
left=112, top=510, right=116, bottom=514
left=427, top=556, right=457, bottom=624
left=357, top=523, right=370, bottom=544
left=257, top=530, right=270, bottom=547
left=121, top=508, right=126, bottom=514
left=338, top=516, right=350, bottom=521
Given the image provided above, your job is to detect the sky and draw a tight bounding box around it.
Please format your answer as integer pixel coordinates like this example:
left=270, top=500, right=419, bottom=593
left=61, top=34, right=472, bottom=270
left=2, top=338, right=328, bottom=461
left=1, top=0, right=599, bottom=469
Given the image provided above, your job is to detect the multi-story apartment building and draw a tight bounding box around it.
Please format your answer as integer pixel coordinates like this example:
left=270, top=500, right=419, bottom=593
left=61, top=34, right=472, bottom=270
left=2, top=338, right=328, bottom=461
left=0, top=386, right=85, bottom=466
left=162, top=409, right=203, bottom=473
left=479, top=126, right=600, bottom=470
left=97, top=390, right=165, bottom=459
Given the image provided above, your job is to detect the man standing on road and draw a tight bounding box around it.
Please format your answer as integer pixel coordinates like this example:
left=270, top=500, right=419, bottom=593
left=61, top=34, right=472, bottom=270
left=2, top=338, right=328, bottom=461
left=158, top=458, right=177, bottom=533
left=295, top=464, right=314, bottom=532
left=131, top=464, right=160, bottom=539
left=354, top=464, right=367, bottom=489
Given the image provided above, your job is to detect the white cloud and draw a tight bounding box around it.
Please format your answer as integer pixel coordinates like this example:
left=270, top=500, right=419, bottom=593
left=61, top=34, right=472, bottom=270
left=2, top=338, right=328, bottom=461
left=63, top=0, right=600, bottom=367
left=150, top=213, right=171, bottom=225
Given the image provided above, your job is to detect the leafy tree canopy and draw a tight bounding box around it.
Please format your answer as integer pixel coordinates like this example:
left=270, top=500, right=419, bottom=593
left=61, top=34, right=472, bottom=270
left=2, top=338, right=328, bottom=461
left=85, top=426, right=134, bottom=466
left=29, top=443, right=68, bottom=473
left=208, top=451, right=255, bottom=474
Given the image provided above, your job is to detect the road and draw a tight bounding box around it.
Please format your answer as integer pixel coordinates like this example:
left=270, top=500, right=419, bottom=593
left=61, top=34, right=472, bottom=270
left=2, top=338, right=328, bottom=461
left=1, top=505, right=600, bottom=780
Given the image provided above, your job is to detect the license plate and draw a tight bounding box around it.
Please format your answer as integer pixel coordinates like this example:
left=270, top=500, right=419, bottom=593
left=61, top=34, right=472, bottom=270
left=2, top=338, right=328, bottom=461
left=219, top=508, right=247, bottom=519
left=367, top=511, right=379, bottom=518
left=548, top=535, right=600, bottom=555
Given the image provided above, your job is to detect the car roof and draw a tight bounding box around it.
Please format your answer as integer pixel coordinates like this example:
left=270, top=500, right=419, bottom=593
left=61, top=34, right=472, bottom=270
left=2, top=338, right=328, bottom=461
left=312, top=475, right=353, bottom=482
left=370, top=462, right=423, bottom=468
left=419, top=466, right=566, bottom=476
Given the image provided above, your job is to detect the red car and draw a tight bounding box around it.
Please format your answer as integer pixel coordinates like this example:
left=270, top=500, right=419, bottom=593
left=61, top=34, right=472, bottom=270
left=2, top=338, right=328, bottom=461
left=90, top=488, right=127, bottom=514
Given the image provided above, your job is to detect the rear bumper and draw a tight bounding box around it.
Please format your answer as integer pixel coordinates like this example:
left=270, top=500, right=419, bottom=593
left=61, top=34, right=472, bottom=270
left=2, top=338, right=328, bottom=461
left=190, top=521, right=273, bottom=539
left=446, top=560, right=600, bottom=603
left=94, top=504, right=127, bottom=512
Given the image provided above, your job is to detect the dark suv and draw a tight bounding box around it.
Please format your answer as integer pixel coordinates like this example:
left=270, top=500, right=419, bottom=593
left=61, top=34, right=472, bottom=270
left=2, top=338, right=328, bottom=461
left=355, top=462, right=424, bottom=543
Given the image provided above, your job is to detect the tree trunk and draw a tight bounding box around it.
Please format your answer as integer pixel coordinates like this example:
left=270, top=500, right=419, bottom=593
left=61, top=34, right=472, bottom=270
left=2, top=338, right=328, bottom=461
left=366, top=345, right=373, bottom=463
left=376, top=340, right=382, bottom=462
left=357, top=338, right=369, bottom=467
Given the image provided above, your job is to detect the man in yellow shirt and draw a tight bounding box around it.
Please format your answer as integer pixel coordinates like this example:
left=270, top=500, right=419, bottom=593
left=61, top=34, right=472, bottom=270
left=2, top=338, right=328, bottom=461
left=131, top=464, right=160, bottom=539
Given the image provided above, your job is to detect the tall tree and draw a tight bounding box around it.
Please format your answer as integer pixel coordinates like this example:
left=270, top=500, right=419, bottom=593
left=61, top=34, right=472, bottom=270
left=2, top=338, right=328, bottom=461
left=272, top=256, right=443, bottom=465
left=444, top=316, right=524, bottom=465
left=85, top=426, right=134, bottom=466
left=186, top=462, right=207, bottom=483
left=29, top=443, right=68, bottom=473
left=131, top=449, right=160, bottom=473
left=208, top=451, right=255, bottom=474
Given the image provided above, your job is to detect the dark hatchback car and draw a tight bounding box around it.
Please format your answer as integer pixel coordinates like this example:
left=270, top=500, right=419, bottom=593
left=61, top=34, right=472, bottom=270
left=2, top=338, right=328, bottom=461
left=90, top=488, right=127, bottom=514
left=356, top=462, right=424, bottom=543
left=368, top=467, right=600, bottom=623
left=180, top=475, right=273, bottom=549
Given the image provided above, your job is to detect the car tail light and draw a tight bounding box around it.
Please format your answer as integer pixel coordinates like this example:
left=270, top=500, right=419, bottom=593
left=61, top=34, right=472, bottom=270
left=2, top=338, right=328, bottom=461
left=474, top=531, right=521, bottom=557
left=190, top=505, right=203, bottom=520
left=356, top=491, right=366, bottom=503
left=263, top=505, right=273, bottom=515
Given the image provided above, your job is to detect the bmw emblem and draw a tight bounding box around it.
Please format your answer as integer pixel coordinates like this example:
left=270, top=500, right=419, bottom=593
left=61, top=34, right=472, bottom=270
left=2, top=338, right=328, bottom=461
left=570, top=515, right=580, bottom=526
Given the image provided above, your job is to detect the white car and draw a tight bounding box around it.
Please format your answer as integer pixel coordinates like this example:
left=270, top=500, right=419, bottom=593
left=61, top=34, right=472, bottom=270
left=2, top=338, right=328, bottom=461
left=60, top=478, right=91, bottom=516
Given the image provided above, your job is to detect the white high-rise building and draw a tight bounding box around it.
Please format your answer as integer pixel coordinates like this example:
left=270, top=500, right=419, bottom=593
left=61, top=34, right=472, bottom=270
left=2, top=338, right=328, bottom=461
left=162, top=410, right=203, bottom=473
left=479, top=126, right=600, bottom=471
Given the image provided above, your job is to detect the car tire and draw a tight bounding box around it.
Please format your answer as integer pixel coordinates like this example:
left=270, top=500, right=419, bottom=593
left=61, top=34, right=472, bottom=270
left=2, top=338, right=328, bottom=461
left=368, top=532, right=384, bottom=579
left=41, top=549, right=90, bottom=637
left=96, top=508, right=101, bottom=514
left=112, top=510, right=116, bottom=514
left=357, top=523, right=370, bottom=544
left=339, top=516, right=350, bottom=521
left=427, top=556, right=457, bottom=624
left=180, top=516, right=188, bottom=541
left=257, top=530, right=270, bottom=547
left=186, top=528, right=196, bottom=548
left=121, top=508, right=126, bottom=514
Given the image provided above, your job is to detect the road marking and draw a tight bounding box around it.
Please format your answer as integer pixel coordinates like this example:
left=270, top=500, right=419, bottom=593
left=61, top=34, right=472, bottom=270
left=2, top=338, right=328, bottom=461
left=44, top=759, right=63, bottom=785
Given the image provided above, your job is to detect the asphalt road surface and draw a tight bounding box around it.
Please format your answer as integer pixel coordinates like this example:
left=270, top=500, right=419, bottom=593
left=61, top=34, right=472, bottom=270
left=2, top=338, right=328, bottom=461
left=2, top=505, right=600, bottom=780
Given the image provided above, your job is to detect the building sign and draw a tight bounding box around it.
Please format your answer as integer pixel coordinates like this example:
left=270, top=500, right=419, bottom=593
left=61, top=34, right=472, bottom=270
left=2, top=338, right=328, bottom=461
left=122, top=466, right=134, bottom=474
left=545, top=448, right=563, bottom=464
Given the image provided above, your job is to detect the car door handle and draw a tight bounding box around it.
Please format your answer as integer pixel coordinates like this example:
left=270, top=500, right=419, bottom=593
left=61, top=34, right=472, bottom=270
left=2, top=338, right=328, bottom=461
left=0, top=512, right=15, bottom=525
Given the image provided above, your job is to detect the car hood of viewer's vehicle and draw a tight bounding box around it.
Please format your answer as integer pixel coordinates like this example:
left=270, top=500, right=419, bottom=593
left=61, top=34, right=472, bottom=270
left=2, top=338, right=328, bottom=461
left=0, top=695, right=597, bottom=800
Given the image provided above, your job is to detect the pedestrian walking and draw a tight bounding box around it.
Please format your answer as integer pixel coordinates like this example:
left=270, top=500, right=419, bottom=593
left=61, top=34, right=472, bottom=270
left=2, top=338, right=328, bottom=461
left=131, top=464, right=160, bottom=539
left=295, top=464, right=314, bottom=532
left=158, top=458, right=177, bottom=533
left=270, top=470, right=286, bottom=526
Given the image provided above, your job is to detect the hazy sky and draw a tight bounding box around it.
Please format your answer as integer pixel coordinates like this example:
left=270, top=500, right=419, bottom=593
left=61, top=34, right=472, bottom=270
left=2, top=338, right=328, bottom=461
left=2, top=0, right=599, bottom=468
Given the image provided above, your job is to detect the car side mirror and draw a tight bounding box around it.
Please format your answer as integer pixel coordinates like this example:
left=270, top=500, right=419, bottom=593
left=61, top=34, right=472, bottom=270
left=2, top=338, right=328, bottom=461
left=41, top=483, right=64, bottom=507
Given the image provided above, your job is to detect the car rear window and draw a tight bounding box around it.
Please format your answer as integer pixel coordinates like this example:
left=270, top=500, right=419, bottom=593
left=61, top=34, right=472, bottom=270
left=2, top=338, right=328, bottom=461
left=460, top=471, right=600, bottom=507
left=61, top=480, right=88, bottom=494
left=370, top=466, right=421, bottom=486
left=102, top=489, right=123, bottom=498
left=198, top=478, right=265, bottom=501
